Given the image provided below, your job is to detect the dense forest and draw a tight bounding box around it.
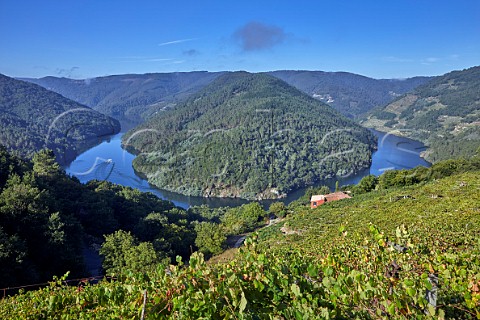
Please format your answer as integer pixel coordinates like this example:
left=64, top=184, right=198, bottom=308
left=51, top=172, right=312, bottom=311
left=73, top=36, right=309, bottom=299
left=0, top=74, right=120, bottom=164
left=1, top=154, right=478, bottom=318
left=0, top=146, right=191, bottom=288
left=269, top=70, right=431, bottom=118
left=123, top=72, right=377, bottom=200
left=361, top=66, right=480, bottom=162
left=0, top=146, right=272, bottom=289
left=23, top=72, right=224, bottom=129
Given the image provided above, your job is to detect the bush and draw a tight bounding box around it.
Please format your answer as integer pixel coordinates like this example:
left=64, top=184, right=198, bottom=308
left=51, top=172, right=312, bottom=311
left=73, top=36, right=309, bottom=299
left=269, top=202, right=287, bottom=218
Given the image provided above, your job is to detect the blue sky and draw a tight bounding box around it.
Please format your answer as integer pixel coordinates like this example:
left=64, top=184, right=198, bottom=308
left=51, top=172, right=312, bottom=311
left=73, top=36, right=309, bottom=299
left=0, top=0, right=478, bottom=79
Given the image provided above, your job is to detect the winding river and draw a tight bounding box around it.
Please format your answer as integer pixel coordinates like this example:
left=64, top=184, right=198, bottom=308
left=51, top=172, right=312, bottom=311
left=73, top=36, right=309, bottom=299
left=64, top=130, right=430, bottom=209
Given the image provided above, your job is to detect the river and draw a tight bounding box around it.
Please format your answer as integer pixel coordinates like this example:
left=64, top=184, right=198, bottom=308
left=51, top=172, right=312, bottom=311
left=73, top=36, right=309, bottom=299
left=64, top=130, right=430, bottom=209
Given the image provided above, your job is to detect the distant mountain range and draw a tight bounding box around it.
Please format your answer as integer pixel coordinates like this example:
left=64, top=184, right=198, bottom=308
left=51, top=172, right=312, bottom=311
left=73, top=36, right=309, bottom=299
left=23, top=72, right=224, bottom=130
left=0, top=74, right=120, bottom=164
left=360, top=66, right=480, bottom=162
left=8, top=66, right=477, bottom=168
left=22, top=70, right=431, bottom=127
left=268, top=71, right=431, bottom=118
left=123, top=71, right=377, bottom=200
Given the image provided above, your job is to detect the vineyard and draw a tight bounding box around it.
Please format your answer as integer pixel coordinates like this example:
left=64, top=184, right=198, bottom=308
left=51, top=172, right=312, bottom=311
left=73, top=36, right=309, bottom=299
left=1, top=171, right=479, bottom=319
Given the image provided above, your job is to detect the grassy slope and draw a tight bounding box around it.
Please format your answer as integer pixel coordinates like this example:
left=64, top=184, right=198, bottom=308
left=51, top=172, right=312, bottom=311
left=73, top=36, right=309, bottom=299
left=1, top=170, right=479, bottom=318
left=259, top=172, right=479, bottom=255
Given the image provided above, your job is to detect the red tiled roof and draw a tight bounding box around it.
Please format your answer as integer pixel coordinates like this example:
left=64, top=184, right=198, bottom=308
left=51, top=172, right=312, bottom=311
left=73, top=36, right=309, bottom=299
left=324, top=192, right=351, bottom=202
left=311, top=192, right=351, bottom=203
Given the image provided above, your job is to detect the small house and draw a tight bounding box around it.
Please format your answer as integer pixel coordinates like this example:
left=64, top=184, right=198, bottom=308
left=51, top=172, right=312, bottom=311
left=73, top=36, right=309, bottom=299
left=310, top=192, right=351, bottom=208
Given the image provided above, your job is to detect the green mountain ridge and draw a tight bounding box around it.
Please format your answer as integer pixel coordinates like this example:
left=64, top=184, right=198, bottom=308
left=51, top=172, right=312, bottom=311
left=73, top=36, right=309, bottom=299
left=0, top=74, right=120, bottom=165
left=22, top=72, right=224, bottom=129
left=124, top=71, right=377, bottom=200
left=22, top=70, right=431, bottom=129
left=360, top=66, right=480, bottom=162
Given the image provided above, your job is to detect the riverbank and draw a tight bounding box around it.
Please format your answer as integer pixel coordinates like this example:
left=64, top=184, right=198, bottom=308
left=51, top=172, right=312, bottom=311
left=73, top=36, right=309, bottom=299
left=65, top=130, right=430, bottom=209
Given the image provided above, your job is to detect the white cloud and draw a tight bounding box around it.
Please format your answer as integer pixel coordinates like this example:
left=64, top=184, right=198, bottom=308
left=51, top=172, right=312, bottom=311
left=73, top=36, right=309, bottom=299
left=425, top=57, right=439, bottom=63
left=112, top=56, right=174, bottom=63
left=144, top=58, right=174, bottom=62
left=382, top=56, right=413, bottom=63
left=421, top=57, right=441, bottom=65
left=158, top=38, right=196, bottom=46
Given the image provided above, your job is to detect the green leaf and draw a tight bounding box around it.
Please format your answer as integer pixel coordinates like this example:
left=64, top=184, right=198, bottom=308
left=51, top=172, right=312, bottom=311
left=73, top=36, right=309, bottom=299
left=291, top=283, right=301, bottom=297
left=295, top=310, right=303, bottom=320
left=404, top=279, right=414, bottom=287
left=406, top=287, right=416, bottom=297
left=424, top=279, right=433, bottom=291
left=239, top=292, right=247, bottom=313
left=427, top=304, right=436, bottom=316
left=307, top=264, right=318, bottom=277
left=253, top=280, right=265, bottom=292
left=176, top=255, right=183, bottom=264
left=437, top=308, right=445, bottom=320
left=387, top=302, right=396, bottom=315
left=324, top=267, right=334, bottom=276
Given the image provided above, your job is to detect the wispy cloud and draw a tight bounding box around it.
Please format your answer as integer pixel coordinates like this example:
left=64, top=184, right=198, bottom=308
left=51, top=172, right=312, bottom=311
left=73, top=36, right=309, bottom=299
left=233, top=21, right=287, bottom=51
left=144, top=58, right=174, bottom=62
left=383, top=56, right=446, bottom=66
left=421, top=57, right=440, bottom=65
left=113, top=56, right=174, bottom=63
left=111, top=56, right=186, bottom=66
left=425, top=57, right=439, bottom=63
left=382, top=56, right=414, bottom=63
left=158, top=38, right=196, bottom=46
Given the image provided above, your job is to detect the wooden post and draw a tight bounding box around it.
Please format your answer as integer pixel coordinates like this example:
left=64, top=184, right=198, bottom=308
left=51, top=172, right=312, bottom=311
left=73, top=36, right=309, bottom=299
left=141, top=289, right=147, bottom=319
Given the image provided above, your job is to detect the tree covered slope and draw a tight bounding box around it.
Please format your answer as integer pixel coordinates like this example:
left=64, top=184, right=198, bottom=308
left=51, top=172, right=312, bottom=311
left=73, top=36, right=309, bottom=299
left=124, top=72, right=376, bottom=200
left=0, top=74, right=120, bottom=164
left=360, top=66, right=480, bottom=162
left=23, top=72, right=224, bottom=129
left=0, top=147, right=203, bottom=289
left=269, top=70, right=431, bottom=118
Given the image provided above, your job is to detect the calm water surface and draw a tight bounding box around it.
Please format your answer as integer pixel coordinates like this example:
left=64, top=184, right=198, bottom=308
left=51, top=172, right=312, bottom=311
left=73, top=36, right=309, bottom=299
left=65, top=130, right=430, bottom=209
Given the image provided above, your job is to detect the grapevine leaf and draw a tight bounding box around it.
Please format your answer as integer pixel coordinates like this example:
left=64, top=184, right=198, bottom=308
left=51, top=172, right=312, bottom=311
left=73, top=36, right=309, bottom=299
left=239, top=292, right=247, bottom=313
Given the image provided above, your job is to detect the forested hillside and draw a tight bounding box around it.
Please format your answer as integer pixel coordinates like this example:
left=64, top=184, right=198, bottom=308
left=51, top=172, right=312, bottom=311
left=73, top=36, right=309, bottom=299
left=2, top=156, right=479, bottom=318
left=0, top=147, right=198, bottom=289
left=361, top=66, right=480, bottom=162
left=269, top=70, right=431, bottom=118
left=0, top=74, right=120, bottom=164
left=124, top=72, right=377, bottom=200
left=23, top=72, right=223, bottom=129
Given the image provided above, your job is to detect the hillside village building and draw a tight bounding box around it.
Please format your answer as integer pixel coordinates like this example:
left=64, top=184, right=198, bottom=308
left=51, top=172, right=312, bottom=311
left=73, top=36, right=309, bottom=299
left=310, top=192, right=351, bottom=208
